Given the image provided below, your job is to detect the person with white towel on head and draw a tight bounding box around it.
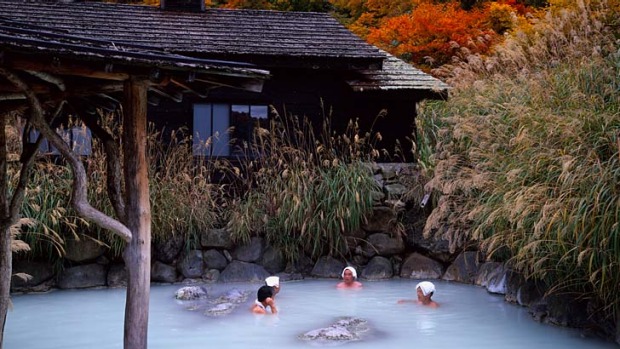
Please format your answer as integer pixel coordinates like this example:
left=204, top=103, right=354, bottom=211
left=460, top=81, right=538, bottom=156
left=265, top=276, right=280, bottom=298
left=398, top=281, right=439, bottom=308
left=336, top=266, right=363, bottom=289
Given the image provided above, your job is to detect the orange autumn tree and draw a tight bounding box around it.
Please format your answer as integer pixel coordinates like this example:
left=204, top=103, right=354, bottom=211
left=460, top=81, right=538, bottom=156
left=366, top=1, right=501, bottom=69
left=340, top=0, right=415, bottom=37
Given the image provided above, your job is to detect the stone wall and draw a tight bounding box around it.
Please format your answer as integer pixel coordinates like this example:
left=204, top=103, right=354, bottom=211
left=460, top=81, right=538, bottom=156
left=10, top=163, right=619, bottom=345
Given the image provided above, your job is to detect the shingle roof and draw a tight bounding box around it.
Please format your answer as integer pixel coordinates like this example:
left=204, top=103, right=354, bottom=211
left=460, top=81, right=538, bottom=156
left=347, top=51, right=449, bottom=97
left=0, top=1, right=449, bottom=97
left=0, top=0, right=384, bottom=60
left=0, top=17, right=268, bottom=78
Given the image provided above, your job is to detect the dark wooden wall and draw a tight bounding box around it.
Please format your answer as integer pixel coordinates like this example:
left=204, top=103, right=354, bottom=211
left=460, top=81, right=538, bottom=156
left=147, top=68, right=419, bottom=162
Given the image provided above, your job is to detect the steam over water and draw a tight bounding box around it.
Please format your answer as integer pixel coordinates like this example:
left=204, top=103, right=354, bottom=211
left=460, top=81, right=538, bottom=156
left=6, top=279, right=616, bottom=349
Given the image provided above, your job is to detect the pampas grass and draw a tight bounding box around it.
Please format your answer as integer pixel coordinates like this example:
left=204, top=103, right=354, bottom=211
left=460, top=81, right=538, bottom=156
left=421, top=0, right=619, bottom=321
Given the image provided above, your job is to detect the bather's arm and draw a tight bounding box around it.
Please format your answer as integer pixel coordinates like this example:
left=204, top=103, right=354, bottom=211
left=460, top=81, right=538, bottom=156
left=265, top=297, right=278, bottom=314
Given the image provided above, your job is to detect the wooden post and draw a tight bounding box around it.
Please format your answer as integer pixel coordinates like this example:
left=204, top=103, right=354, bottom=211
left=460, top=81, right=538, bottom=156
left=0, top=113, right=10, bottom=349
left=122, top=77, right=151, bottom=349
left=616, top=306, right=619, bottom=346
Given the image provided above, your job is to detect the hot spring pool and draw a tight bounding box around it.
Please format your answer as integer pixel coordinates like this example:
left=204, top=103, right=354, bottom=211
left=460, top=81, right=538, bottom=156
left=5, top=279, right=616, bottom=349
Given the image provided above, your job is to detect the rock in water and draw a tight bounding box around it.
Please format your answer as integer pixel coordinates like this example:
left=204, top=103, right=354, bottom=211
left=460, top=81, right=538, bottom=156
left=174, top=286, right=209, bottom=300
left=299, top=317, right=370, bottom=344
left=204, top=302, right=236, bottom=316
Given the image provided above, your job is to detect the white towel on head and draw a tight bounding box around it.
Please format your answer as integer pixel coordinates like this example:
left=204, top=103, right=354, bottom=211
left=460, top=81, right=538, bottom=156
left=416, top=281, right=436, bottom=296
left=265, top=276, right=280, bottom=287
left=341, top=266, right=358, bottom=279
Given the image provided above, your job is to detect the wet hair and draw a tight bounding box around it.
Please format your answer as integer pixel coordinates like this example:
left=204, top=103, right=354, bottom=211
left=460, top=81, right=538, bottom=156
left=257, top=285, right=274, bottom=302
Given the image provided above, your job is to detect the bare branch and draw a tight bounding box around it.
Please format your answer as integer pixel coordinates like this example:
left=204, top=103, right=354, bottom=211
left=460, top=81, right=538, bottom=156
left=0, top=67, right=132, bottom=242
left=81, top=111, right=127, bottom=222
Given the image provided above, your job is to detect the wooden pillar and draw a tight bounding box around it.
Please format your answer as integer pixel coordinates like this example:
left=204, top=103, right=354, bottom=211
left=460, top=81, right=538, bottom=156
left=122, top=77, right=151, bottom=349
left=616, top=306, right=619, bottom=346
left=0, top=113, right=10, bottom=349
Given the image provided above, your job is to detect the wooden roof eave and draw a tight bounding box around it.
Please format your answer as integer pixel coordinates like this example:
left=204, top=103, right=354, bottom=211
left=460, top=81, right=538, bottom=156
left=0, top=48, right=269, bottom=103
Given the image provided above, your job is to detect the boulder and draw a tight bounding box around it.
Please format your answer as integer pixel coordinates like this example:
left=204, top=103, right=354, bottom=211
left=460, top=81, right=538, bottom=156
left=203, top=249, right=228, bottom=270
left=299, top=317, right=369, bottom=344
left=362, top=233, right=405, bottom=257
left=360, top=256, right=393, bottom=280
left=152, top=261, right=177, bottom=283
left=289, top=254, right=314, bottom=275
left=64, top=237, right=106, bottom=263
left=361, top=207, right=396, bottom=233
left=153, top=233, right=185, bottom=264
left=400, top=253, right=444, bottom=279
left=177, top=250, right=204, bottom=278
left=311, top=256, right=345, bottom=278
left=200, top=228, right=234, bottom=249
left=202, top=269, right=220, bottom=283
left=259, top=246, right=286, bottom=274
left=212, top=288, right=250, bottom=304
left=174, top=285, right=209, bottom=300
left=58, top=264, right=106, bottom=289
left=405, top=223, right=452, bottom=262
left=233, top=237, right=264, bottom=263
left=543, top=293, right=592, bottom=328
left=219, top=261, right=270, bottom=283
left=442, top=251, right=480, bottom=283
left=476, top=262, right=507, bottom=294
left=107, top=264, right=127, bottom=287
left=11, top=260, right=54, bottom=291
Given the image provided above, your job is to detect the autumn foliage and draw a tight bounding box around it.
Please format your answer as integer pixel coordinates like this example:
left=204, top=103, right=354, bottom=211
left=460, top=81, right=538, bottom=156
left=367, top=2, right=501, bottom=69
left=216, top=0, right=533, bottom=70
left=132, top=0, right=536, bottom=71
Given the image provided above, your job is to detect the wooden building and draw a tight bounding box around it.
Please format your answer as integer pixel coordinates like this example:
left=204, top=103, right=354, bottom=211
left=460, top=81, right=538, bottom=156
left=0, top=0, right=448, bottom=160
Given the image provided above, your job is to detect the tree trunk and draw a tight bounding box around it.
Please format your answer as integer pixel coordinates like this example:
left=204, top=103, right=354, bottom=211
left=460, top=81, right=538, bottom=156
left=122, top=78, right=151, bottom=349
left=0, top=225, right=10, bottom=349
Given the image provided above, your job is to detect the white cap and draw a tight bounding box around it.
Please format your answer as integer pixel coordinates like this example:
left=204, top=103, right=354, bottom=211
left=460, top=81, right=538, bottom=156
left=416, top=281, right=436, bottom=296
left=341, top=266, right=358, bottom=279
left=265, top=276, right=280, bottom=287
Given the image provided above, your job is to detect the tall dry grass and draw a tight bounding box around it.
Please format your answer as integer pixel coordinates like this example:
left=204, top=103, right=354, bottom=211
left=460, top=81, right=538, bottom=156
left=421, top=0, right=619, bottom=321
left=16, top=113, right=226, bottom=259
left=17, top=108, right=383, bottom=265
left=227, top=110, right=382, bottom=261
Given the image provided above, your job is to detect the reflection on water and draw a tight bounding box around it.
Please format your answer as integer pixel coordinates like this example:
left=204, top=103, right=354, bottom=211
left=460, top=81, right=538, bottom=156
left=5, top=279, right=616, bottom=349
left=414, top=312, right=437, bottom=335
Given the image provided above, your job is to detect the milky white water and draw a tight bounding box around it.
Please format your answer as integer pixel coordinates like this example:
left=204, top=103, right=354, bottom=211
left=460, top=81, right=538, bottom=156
left=5, top=279, right=616, bottom=349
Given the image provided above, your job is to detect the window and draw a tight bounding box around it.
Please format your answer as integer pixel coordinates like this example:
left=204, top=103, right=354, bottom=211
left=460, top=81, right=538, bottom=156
left=193, top=103, right=230, bottom=157
left=193, top=103, right=269, bottom=157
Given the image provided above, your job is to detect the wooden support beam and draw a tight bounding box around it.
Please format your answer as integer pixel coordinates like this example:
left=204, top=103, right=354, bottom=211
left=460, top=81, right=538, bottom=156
left=194, top=75, right=264, bottom=93
left=149, top=87, right=182, bottom=102
left=24, top=70, right=66, bottom=91
left=0, top=82, right=124, bottom=103
left=170, top=78, right=207, bottom=98
left=6, top=58, right=130, bottom=81
left=0, top=93, right=25, bottom=101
